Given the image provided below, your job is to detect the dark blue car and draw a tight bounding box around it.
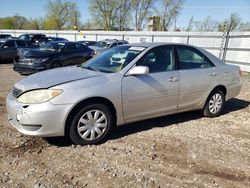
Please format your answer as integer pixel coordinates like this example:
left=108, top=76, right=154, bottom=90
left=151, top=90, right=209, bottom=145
left=13, top=41, right=94, bottom=75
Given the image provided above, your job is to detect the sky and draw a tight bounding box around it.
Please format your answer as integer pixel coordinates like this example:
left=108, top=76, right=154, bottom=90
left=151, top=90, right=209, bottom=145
left=0, top=0, right=249, bottom=29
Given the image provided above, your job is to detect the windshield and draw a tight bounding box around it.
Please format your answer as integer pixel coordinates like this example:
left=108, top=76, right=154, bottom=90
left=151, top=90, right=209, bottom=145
left=39, top=42, right=66, bottom=52
left=81, top=45, right=146, bottom=73
left=93, top=41, right=111, bottom=48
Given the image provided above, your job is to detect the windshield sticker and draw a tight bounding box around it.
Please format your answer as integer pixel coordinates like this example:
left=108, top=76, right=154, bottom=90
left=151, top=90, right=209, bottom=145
left=129, top=47, right=146, bottom=52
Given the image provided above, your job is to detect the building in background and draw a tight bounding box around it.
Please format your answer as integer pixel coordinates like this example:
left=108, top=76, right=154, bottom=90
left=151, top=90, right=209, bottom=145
left=148, top=16, right=161, bottom=31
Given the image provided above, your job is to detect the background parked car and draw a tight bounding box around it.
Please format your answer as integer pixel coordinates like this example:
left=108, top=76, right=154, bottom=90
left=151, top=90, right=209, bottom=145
left=78, top=40, right=97, bottom=46
left=47, top=36, right=68, bottom=42
left=89, top=39, right=128, bottom=56
left=14, top=41, right=94, bottom=75
left=18, top=33, right=47, bottom=46
left=0, top=39, right=32, bottom=63
left=0, top=34, right=12, bottom=39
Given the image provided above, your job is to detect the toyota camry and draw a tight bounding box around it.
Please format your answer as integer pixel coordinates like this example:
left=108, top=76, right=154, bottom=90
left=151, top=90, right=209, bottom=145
left=6, top=43, right=242, bottom=145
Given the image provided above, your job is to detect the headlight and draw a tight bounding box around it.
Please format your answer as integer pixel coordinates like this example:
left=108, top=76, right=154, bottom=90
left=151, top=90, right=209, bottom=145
left=17, top=89, right=63, bottom=104
left=34, top=58, right=48, bottom=63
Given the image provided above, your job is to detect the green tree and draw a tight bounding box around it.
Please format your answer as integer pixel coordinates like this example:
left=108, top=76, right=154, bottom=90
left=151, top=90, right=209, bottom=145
left=0, top=15, right=28, bottom=29
left=44, top=0, right=80, bottom=30
left=218, top=13, right=241, bottom=32
left=24, top=18, right=44, bottom=30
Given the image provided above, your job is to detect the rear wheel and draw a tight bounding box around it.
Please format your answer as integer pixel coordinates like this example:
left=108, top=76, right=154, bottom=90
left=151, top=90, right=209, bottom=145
left=51, top=61, right=61, bottom=69
left=203, top=89, right=225, bottom=117
left=69, top=103, right=113, bottom=145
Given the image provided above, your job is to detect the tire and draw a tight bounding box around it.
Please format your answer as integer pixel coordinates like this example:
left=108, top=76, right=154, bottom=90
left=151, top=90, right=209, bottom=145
left=203, top=89, right=225, bottom=117
left=69, top=103, right=113, bottom=145
left=51, top=61, right=61, bottom=69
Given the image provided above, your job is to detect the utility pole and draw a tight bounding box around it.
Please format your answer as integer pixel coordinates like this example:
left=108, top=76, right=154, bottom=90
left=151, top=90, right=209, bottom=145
left=74, top=11, right=78, bottom=30
left=174, top=7, right=177, bottom=31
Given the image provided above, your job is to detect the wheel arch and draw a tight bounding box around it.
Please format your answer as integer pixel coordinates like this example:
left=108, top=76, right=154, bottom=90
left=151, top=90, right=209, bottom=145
left=203, top=85, right=227, bottom=109
left=211, top=85, right=227, bottom=97
left=64, top=97, right=117, bottom=136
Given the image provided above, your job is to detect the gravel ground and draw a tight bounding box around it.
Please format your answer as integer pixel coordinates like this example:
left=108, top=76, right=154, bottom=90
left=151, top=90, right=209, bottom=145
left=0, top=64, right=249, bottom=188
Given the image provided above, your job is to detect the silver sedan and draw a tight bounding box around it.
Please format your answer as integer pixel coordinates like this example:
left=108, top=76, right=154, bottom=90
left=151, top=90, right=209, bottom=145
left=6, top=43, right=242, bottom=145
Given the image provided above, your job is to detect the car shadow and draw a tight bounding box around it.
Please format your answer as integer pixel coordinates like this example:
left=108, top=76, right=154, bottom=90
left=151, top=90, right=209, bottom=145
left=44, top=98, right=249, bottom=147
left=109, top=98, right=250, bottom=141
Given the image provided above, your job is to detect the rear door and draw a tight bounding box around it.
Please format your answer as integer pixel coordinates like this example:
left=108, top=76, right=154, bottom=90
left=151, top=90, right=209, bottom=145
left=122, top=45, right=180, bottom=122
left=75, top=43, right=91, bottom=63
left=175, top=45, right=217, bottom=109
left=0, top=40, right=16, bottom=61
left=60, top=43, right=77, bottom=66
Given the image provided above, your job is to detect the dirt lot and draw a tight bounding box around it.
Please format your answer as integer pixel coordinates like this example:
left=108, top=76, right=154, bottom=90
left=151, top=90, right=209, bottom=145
left=0, top=64, right=249, bottom=188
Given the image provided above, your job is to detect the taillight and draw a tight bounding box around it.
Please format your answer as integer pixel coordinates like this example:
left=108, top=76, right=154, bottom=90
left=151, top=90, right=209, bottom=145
left=91, top=51, right=96, bottom=57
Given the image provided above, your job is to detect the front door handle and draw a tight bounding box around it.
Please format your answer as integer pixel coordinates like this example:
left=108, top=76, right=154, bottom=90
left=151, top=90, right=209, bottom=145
left=168, top=76, right=179, bottom=82
left=210, top=72, right=217, bottom=77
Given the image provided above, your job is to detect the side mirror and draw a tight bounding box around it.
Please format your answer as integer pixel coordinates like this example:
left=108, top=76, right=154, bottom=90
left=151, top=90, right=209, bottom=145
left=127, top=66, right=149, bottom=76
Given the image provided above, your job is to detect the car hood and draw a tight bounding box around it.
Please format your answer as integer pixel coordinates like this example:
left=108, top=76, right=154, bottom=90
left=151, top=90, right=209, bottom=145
left=14, top=66, right=106, bottom=92
left=89, top=46, right=106, bottom=52
left=19, top=48, right=57, bottom=58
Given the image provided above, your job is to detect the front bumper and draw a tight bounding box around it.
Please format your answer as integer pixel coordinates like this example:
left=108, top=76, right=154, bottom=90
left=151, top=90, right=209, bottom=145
left=6, top=93, right=73, bottom=137
left=13, top=63, right=46, bottom=75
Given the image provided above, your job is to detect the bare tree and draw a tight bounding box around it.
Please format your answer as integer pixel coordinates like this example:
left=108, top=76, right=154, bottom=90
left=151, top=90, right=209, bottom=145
left=194, top=16, right=219, bottom=32
left=44, top=0, right=80, bottom=30
left=238, top=22, right=250, bottom=31
left=185, top=16, right=193, bottom=31
left=117, top=0, right=132, bottom=31
left=156, top=0, right=184, bottom=31
left=89, top=0, right=120, bottom=30
left=131, top=0, right=154, bottom=31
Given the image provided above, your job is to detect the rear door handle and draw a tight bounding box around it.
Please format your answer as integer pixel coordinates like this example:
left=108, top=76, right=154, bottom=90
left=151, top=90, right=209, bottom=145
left=168, top=76, right=179, bottom=82
left=210, top=72, right=217, bottom=77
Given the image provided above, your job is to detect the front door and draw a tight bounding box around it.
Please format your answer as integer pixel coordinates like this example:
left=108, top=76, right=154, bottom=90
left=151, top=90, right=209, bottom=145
left=122, top=45, right=180, bottom=122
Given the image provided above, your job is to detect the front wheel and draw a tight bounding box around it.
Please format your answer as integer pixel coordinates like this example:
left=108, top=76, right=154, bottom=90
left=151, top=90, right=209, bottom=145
left=203, top=89, right=225, bottom=117
left=51, top=61, right=61, bottom=69
left=69, top=104, right=113, bottom=145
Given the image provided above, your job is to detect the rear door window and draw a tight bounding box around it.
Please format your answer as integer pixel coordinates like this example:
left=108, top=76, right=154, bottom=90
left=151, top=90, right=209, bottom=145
left=64, top=43, right=76, bottom=53
left=176, top=46, right=214, bottom=69
left=16, top=40, right=26, bottom=47
left=76, top=43, right=89, bottom=51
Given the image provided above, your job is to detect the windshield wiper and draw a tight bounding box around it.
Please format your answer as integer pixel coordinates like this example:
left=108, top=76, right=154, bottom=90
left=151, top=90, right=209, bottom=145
left=82, top=66, right=99, bottom=72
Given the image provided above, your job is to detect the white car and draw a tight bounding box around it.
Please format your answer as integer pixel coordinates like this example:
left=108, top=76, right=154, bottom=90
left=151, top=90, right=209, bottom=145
left=6, top=43, right=242, bottom=145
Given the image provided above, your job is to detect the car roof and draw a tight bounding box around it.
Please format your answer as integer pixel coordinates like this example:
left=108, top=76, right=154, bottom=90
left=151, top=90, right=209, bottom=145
left=0, top=34, right=11, bottom=36
left=47, top=41, right=82, bottom=44
left=122, top=42, right=201, bottom=48
left=103, top=39, right=128, bottom=43
left=1, top=39, right=26, bottom=42
left=19, top=33, right=46, bottom=36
